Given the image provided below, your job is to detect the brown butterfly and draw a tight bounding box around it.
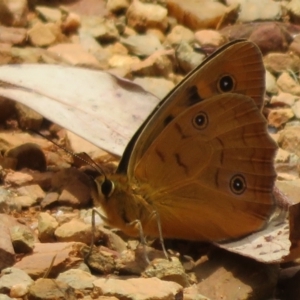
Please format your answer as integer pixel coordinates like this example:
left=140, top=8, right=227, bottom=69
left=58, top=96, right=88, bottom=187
left=91, top=40, right=278, bottom=242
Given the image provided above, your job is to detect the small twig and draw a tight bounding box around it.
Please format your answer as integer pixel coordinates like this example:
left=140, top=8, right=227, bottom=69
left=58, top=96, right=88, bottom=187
left=43, top=254, right=57, bottom=278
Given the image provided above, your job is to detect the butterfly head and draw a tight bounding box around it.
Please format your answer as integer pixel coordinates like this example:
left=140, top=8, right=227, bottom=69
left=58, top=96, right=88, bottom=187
left=91, top=174, right=142, bottom=236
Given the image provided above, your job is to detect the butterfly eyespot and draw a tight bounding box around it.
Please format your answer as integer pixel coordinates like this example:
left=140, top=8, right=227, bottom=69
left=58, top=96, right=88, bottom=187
left=192, top=112, right=208, bottom=129
left=230, top=175, right=246, bottom=195
left=101, top=179, right=115, bottom=198
left=218, top=75, right=235, bottom=93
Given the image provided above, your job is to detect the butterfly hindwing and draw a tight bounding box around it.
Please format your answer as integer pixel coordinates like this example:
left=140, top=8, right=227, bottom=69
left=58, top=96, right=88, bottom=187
left=133, top=94, right=277, bottom=240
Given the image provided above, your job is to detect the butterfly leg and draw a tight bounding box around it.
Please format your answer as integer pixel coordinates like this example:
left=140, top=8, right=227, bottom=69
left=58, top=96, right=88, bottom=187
left=84, top=207, right=105, bottom=262
left=150, top=210, right=170, bottom=261
left=128, top=219, right=151, bottom=264
left=84, top=207, right=98, bottom=262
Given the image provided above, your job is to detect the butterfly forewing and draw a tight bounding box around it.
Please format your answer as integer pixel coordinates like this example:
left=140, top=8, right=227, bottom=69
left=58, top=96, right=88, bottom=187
left=124, top=40, right=266, bottom=176
left=133, top=94, right=277, bottom=241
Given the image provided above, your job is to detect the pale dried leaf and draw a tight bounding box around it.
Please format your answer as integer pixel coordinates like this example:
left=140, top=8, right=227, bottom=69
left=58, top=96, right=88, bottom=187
left=216, top=217, right=290, bottom=263
left=0, top=64, right=160, bottom=156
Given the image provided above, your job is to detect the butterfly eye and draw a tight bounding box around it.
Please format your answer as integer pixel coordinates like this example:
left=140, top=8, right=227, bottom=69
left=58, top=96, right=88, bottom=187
left=218, top=74, right=235, bottom=93
left=230, top=175, right=246, bottom=195
left=101, top=179, right=115, bottom=198
left=192, top=112, right=208, bottom=129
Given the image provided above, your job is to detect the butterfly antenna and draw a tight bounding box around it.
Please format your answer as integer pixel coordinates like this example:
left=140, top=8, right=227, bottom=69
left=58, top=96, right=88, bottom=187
left=29, top=129, right=107, bottom=179
left=30, top=129, right=111, bottom=264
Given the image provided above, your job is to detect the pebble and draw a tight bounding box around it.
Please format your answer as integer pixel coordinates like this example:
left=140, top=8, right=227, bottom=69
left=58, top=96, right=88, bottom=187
left=80, top=16, right=120, bottom=43
left=93, top=277, right=183, bottom=300
left=286, top=0, right=300, bottom=23
left=278, top=125, right=300, bottom=157
left=292, top=100, right=300, bottom=118
left=264, top=53, right=300, bottom=74
left=249, top=22, right=292, bottom=55
left=0, top=268, right=33, bottom=294
left=13, top=242, right=83, bottom=278
left=165, top=25, right=195, bottom=47
left=275, top=148, right=291, bottom=163
left=38, top=212, right=59, bottom=242
left=56, top=269, right=96, bottom=291
left=265, top=69, right=278, bottom=95
left=106, top=0, right=129, bottom=13
left=0, top=132, right=49, bottom=153
left=16, top=184, right=45, bottom=206
left=15, top=102, right=44, bottom=129
left=4, top=171, right=33, bottom=187
left=146, top=28, right=165, bottom=43
left=0, top=26, right=27, bottom=45
left=10, top=46, right=47, bottom=63
left=35, top=6, right=62, bottom=23
left=133, top=77, right=175, bottom=99
left=194, top=29, right=226, bottom=47
left=10, top=222, right=36, bottom=253
left=277, top=72, right=300, bottom=96
left=108, top=53, right=140, bottom=69
left=47, top=43, right=101, bottom=68
left=0, top=295, right=14, bottom=300
left=268, top=108, right=294, bottom=128
left=51, top=168, right=91, bottom=207
left=236, top=0, right=282, bottom=23
left=143, top=257, right=190, bottom=287
left=55, top=219, right=93, bottom=244
left=0, top=188, right=20, bottom=213
left=276, top=180, right=300, bottom=205
left=5, top=143, right=46, bottom=171
left=61, top=12, right=81, bottom=33
left=0, top=221, right=15, bottom=270
left=175, top=41, right=205, bottom=72
left=28, top=278, right=76, bottom=300
left=289, top=34, right=300, bottom=57
left=10, top=282, right=29, bottom=298
left=84, top=246, right=118, bottom=274
left=0, top=0, right=28, bottom=27
left=270, top=92, right=299, bottom=107
left=126, top=0, right=168, bottom=32
left=167, top=0, right=231, bottom=30
left=28, top=22, right=58, bottom=47
left=121, top=34, right=163, bottom=57
left=66, top=131, right=107, bottom=159
left=131, top=48, right=174, bottom=78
